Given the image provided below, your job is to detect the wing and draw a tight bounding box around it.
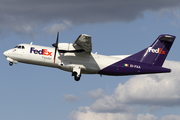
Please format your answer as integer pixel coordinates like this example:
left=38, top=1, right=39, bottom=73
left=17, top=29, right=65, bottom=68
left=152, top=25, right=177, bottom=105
left=73, top=34, right=92, bottom=54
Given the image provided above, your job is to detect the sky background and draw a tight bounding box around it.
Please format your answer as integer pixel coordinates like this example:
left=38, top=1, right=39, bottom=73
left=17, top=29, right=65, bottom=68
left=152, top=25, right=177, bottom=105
left=1, top=0, right=180, bottom=120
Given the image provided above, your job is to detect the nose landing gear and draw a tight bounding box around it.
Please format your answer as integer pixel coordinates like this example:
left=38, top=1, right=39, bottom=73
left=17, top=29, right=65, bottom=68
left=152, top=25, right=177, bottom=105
left=9, top=62, right=13, bottom=66
left=6, top=57, right=18, bottom=66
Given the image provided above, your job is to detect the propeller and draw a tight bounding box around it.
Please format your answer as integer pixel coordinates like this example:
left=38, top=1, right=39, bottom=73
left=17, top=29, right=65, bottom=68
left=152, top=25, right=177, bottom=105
left=52, top=31, right=59, bottom=63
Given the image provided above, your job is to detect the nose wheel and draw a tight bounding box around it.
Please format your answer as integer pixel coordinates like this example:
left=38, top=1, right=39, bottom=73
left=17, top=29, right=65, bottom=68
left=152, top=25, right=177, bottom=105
left=9, top=62, right=13, bottom=66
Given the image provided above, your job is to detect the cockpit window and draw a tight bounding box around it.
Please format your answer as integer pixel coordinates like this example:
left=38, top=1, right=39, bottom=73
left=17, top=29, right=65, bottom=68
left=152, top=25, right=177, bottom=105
left=14, top=45, right=25, bottom=49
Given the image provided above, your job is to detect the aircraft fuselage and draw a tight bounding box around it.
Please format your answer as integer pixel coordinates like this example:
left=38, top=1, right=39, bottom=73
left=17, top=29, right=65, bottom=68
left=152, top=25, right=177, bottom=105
left=3, top=34, right=175, bottom=81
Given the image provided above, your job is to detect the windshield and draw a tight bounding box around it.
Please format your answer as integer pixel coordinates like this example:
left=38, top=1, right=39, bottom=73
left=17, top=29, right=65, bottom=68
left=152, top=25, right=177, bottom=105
left=14, top=45, right=25, bottom=49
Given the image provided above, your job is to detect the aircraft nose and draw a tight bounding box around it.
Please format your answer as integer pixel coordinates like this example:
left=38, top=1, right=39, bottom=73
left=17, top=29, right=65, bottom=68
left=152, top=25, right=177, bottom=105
left=3, top=51, right=8, bottom=57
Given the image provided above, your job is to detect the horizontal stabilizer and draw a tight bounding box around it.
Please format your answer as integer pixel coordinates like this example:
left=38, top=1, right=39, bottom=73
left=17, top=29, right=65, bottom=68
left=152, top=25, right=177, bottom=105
left=159, top=35, right=174, bottom=42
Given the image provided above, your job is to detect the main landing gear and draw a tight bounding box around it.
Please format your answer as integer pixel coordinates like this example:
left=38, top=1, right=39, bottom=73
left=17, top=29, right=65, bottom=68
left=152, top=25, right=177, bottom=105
left=72, top=72, right=81, bottom=81
left=72, top=66, right=81, bottom=81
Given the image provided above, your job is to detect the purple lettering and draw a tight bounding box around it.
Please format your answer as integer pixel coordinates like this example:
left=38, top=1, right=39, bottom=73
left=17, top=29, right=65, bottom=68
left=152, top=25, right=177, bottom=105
left=30, top=47, right=51, bottom=56
left=34, top=50, right=38, bottom=54
left=30, top=47, right=34, bottom=53
left=39, top=49, right=43, bottom=55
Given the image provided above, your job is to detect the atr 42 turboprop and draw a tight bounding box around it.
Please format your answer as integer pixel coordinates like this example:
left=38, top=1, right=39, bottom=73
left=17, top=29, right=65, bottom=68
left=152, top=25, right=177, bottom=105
left=3, top=32, right=175, bottom=81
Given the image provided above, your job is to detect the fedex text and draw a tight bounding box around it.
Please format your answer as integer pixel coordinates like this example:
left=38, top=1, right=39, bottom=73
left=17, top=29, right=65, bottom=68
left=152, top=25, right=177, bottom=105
left=30, top=47, right=52, bottom=56
left=148, top=47, right=165, bottom=55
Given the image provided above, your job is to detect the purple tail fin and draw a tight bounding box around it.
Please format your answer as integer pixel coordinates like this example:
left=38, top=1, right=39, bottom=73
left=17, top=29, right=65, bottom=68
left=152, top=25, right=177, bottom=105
left=125, top=34, right=176, bottom=66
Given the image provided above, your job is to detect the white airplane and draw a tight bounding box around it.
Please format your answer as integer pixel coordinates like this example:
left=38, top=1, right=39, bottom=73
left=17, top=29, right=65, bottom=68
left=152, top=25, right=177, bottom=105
left=3, top=32, right=175, bottom=81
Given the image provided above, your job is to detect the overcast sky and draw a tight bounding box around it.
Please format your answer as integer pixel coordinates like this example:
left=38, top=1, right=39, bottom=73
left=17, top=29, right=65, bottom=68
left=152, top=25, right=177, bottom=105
left=1, top=1, right=180, bottom=120
left=1, top=0, right=180, bottom=35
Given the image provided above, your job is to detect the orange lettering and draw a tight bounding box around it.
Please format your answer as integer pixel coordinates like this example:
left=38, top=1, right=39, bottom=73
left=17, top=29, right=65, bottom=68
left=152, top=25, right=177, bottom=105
left=47, top=52, right=52, bottom=56
left=43, top=49, right=48, bottom=55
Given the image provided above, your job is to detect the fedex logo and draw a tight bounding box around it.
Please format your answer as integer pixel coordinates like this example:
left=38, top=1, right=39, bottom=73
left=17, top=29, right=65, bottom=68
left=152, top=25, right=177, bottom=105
left=30, top=47, right=52, bottom=56
left=148, top=47, right=165, bottom=55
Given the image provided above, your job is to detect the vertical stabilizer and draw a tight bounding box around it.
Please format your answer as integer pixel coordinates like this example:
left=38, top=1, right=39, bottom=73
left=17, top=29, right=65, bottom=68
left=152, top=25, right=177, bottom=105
left=125, top=35, right=175, bottom=66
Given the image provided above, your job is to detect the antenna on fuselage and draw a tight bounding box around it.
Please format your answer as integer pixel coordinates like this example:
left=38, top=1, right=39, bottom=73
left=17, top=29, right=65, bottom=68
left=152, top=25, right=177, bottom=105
left=30, top=42, right=33, bottom=45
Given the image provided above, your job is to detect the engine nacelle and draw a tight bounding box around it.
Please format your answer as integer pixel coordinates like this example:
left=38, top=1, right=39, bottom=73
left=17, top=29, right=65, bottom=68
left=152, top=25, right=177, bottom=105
left=58, top=43, right=84, bottom=53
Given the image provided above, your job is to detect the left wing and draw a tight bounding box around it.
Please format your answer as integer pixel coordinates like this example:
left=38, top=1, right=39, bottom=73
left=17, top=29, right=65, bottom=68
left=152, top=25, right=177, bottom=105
left=73, top=34, right=92, bottom=54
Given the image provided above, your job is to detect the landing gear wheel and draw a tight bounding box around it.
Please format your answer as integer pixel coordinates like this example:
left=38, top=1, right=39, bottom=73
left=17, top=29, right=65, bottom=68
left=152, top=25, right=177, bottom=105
left=72, top=72, right=81, bottom=81
left=9, top=62, right=13, bottom=66
left=74, top=76, right=80, bottom=81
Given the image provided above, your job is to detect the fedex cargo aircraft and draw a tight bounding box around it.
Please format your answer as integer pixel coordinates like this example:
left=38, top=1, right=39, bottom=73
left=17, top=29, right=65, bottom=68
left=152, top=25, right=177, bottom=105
left=3, top=33, right=175, bottom=81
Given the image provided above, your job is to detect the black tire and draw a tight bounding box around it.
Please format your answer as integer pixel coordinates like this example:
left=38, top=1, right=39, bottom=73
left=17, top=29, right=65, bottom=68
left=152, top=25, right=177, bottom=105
left=9, top=62, right=13, bottom=66
left=74, top=76, right=80, bottom=81
left=72, top=72, right=77, bottom=76
left=72, top=72, right=81, bottom=81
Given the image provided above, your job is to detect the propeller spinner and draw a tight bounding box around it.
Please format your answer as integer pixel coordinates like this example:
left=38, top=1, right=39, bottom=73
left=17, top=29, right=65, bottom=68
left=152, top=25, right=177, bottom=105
left=52, top=31, right=59, bottom=63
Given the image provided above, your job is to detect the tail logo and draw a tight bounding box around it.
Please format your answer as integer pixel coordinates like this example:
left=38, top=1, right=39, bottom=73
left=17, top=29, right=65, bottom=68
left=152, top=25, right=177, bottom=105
left=148, top=47, right=165, bottom=55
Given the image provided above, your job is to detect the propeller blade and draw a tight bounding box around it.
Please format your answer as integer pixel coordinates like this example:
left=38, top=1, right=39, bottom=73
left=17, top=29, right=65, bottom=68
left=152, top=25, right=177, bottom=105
left=53, top=31, right=59, bottom=63
left=52, top=31, right=59, bottom=47
left=53, top=47, right=57, bottom=63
